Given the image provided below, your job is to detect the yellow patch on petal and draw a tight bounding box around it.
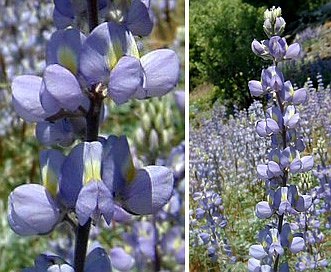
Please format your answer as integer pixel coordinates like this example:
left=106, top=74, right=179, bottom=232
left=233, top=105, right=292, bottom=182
left=107, top=39, right=123, bottom=70
left=122, top=156, right=136, bottom=182
left=288, top=108, right=295, bottom=119
left=127, top=39, right=140, bottom=59
left=84, top=159, right=102, bottom=185
left=267, top=194, right=273, bottom=205
left=57, top=46, right=78, bottom=75
left=271, top=231, right=278, bottom=243
left=289, top=85, right=295, bottom=96
left=281, top=187, right=288, bottom=202
left=42, top=163, right=58, bottom=198
left=271, top=154, right=279, bottom=164
left=107, top=35, right=140, bottom=70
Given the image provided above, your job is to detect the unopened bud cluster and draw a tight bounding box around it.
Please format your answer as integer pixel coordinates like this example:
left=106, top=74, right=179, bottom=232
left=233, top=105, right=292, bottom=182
left=263, top=6, right=285, bottom=38
left=134, top=95, right=181, bottom=163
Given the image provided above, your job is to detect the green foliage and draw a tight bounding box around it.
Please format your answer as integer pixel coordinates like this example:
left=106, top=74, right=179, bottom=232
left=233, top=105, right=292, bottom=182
left=190, top=0, right=266, bottom=110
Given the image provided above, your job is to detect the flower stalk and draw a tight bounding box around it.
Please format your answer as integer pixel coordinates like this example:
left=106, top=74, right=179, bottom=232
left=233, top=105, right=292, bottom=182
left=248, top=6, right=314, bottom=271
left=74, top=1, right=100, bottom=271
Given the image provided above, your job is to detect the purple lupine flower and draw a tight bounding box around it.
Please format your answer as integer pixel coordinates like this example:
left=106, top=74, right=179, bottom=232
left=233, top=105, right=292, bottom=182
left=123, top=221, right=156, bottom=261
left=110, top=247, right=135, bottom=271
left=268, top=228, right=284, bottom=256
left=268, top=36, right=287, bottom=61
left=112, top=204, right=133, bottom=223
left=199, top=232, right=210, bottom=245
left=79, top=22, right=180, bottom=105
left=59, top=140, right=113, bottom=225
left=43, top=63, right=89, bottom=112
left=107, top=0, right=154, bottom=36
left=53, top=0, right=108, bottom=29
left=284, top=43, right=301, bottom=60
left=54, top=0, right=153, bottom=37
left=273, top=185, right=312, bottom=214
left=46, top=28, right=86, bottom=75
left=248, top=259, right=272, bottom=272
left=256, top=201, right=274, bottom=219
left=280, top=81, right=307, bottom=105
left=42, top=28, right=90, bottom=115
left=249, top=65, right=285, bottom=97
left=12, top=76, right=52, bottom=122
left=251, top=39, right=272, bottom=60
left=257, top=160, right=283, bottom=180
left=266, top=106, right=283, bottom=129
left=79, top=22, right=142, bottom=95
left=283, top=105, right=300, bottom=129
left=257, top=227, right=284, bottom=256
left=280, top=146, right=313, bottom=174
left=21, top=254, right=73, bottom=272
left=280, top=223, right=305, bottom=254
left=103, top=135, right=174, bottom=216
left=248, top=80, right=265, bottom=97
left=84, top=247, right=112, bottom=272
left=36, top=117, right=86, bottom=147
left=22, top=247, right=110, bottom=272
left=8, top=148, right=66, bottom=236
left=8, top=184, right=61, bottom=236
left=261, top=66, right=284, bottom=92
left=13, top=27, right=95, bottom=118
left=59, top=135, right=174, bottom=225
left=207, top=246, right=218, bottom=262
left=249, top=245, right=268, bottom=260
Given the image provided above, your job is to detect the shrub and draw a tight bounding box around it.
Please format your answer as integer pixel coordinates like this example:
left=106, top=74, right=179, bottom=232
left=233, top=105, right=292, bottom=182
left=190, top=0, right=266, bottom=110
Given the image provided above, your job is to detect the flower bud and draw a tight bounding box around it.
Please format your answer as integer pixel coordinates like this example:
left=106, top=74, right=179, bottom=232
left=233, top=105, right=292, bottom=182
left=164, top=106, right=173, bottom=127
left=142, top=113, right=151, bottom=131
left=135, top=126, right=145, bottom=146
left=263, top=7, right=286, bottom=37
left=155, top=113, right=164, bottom=132
left=149, top=128, right=159, bottom=150
left=264, top=6, right=282, bottom=24
left=275, top=17, right=286, bottom=36
left=110, top=247, right=135, bottom=271
left=148, top=101, right=156, bottom=117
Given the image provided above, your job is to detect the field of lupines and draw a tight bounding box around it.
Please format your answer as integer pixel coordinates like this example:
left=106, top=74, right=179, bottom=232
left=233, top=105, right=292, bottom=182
left=190, top=7, right=331, bottom=272
left=0, top=0, right=185, bottom=271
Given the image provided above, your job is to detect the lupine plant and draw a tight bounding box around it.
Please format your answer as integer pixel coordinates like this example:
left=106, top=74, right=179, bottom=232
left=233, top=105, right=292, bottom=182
left=247, top=7, right=315, bottom=271
left=190, top=5, right=331, bottom=271
left=6, top=1, right=183, bottom=271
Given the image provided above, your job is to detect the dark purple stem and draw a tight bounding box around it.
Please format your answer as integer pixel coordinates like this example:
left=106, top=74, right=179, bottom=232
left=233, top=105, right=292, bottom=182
left=87, top=0, right=99, bottom=32
left=273, top=62, right=288, bottom=272
left=74, top=1, right=100, bottom=271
